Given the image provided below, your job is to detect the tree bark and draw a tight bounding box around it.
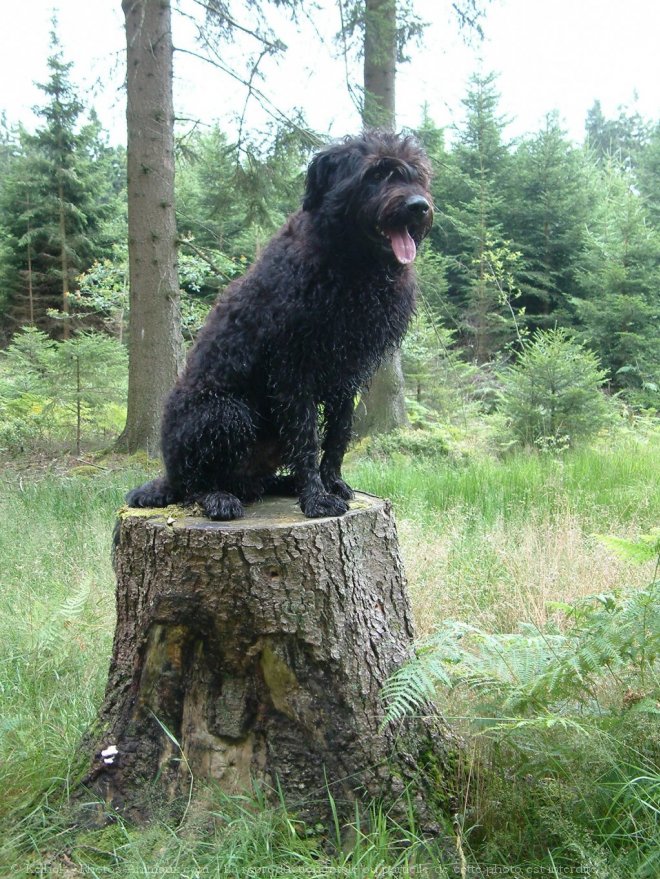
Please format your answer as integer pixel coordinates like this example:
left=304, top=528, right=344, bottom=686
left=363, top=0, right=397, bottom=129
left=354, top=350, right=408, bottom=437
left=360, top=0, right=409, bottom=436
left=76, top=493, right=458, bottom=829
left=116, top=0, right=183, bottom=456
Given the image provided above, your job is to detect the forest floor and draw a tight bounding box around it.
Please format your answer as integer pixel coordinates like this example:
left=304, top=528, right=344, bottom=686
left=0, top=433, right=658, bottom=877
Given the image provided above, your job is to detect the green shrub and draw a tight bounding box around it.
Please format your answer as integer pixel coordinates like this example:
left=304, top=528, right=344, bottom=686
left=353, top=426, right=452, bottom=461
left=0, top=327, right=127, bottom=454
left=402, top=310, right=480, bottom=420
left=498, top=328, right=611, bottom=448
left=382, top=530, right=660, bottom=870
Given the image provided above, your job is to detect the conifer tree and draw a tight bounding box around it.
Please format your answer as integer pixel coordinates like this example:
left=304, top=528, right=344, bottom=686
left=0, top=24, right=118, bottom=337
left=574, top=160, right=660, bottom=406
left=444, top=72, right=517, bottom=362
left=499, top=328, right=609, bottom=448
left=585, top=99, right=651, bottom=170
left=637, top=122, right=660, bottom=227
left=507, top=112, right=593, bottom=326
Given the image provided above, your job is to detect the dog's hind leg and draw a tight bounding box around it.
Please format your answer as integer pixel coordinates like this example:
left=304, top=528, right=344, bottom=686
left=162, top=391, right=258, bottom=521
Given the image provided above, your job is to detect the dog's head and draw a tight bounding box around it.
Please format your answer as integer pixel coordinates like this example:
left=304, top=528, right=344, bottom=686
left=303, top=131, right=434, bottom=266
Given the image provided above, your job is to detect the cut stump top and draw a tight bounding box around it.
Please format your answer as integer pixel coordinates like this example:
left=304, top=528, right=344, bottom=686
left=119, top=491, right=386, bottom=532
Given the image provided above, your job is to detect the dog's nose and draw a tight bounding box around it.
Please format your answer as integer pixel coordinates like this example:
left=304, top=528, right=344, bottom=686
left=406, top=195, right=431, bottom=217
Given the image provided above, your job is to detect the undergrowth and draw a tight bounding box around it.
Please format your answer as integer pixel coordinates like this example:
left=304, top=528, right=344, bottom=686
left=382, top=531, right=660, bottom=876
left=0, top=435, right=658, bottom=876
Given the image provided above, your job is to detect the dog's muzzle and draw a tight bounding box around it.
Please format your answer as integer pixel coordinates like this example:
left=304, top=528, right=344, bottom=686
left=405, top=195, right=431, bottom=218
left=381, top=195, right=433, bottom=265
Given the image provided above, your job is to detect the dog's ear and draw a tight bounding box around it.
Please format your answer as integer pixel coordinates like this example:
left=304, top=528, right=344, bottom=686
left=303, top=145, right=354, bottom=211
left=303, top=149, right=337, bottom=211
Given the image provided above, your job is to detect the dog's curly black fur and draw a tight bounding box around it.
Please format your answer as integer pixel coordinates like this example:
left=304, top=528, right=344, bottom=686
left=127, top=131, right=433, bottom=520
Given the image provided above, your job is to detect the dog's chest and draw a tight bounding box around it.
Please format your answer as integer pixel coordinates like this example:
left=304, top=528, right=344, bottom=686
left=294, top=274, right=413, bottom=389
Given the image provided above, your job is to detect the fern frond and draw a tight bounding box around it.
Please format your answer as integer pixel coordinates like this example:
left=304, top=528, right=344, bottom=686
left=596, top=529, right=660, bottom=565
left=380, top=577, right=659, bottom=729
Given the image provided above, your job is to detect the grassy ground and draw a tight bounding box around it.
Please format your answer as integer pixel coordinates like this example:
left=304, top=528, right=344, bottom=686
left=348, top=438, right=659, bottom=634
left=0, top=436, right=658, bottom=877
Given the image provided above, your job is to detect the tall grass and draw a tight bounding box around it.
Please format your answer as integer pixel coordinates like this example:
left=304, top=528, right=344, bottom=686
left=0, top=436, right=658, bottom=876
left=347, top=438, right=660, bottom=529
left=348, top=438, right=660, bottom=633
left=0, top=465, right=148, bottom=820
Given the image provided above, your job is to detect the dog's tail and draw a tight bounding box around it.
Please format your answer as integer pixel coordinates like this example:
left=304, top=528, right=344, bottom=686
left=126, top=477, right=178, bottom=509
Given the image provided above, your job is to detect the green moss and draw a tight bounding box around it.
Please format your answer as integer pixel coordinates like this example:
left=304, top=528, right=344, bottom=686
left=260, top=644, right=298, bottom=717
left=117, top=504, right=191, bottom=521
left=67, top=464, right=101, bottom=477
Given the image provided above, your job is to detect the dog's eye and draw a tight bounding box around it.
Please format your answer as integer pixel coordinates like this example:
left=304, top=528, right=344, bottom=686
left=371, top=168, right=388, bottom=183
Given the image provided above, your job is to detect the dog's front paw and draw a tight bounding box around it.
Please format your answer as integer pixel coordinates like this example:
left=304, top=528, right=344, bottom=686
left=126, top=477, right=176, bottom=508
left=300, top=490, right=349, bottom=518
left=326, top=478, right=354, bottom=501
left=201, top=491, right=244, bottom=521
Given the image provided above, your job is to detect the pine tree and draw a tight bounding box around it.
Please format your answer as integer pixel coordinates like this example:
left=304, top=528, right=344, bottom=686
left=585, top=99, right=651, bottom=171
left=0, top=24, right=119, bottom=337
left=0, top=116, right=21, bottom=331
left=498, top=328, right=609, bottom=448
left=507, top=112, right=593, bottom=326
left=637, top=121, right=660, bottom=227
left=443, top=72, right=518, bottom=362
left=574, top=160, right=660, bottom=406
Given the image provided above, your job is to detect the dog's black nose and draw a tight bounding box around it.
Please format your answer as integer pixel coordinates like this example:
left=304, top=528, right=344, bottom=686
left=406, top=195, right=430, bottom=217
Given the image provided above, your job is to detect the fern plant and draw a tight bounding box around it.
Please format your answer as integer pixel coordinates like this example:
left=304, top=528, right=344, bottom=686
left=383, top=530, right=660, bottom=727
left=382, top=530, right=660, bottom=871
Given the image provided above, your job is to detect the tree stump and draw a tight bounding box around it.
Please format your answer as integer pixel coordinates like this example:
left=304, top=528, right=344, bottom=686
left=77, top=493, right=457, bottom=827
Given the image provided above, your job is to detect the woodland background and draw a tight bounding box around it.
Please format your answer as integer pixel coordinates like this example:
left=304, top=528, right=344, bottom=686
left=0, top=2, right=658, bottom=877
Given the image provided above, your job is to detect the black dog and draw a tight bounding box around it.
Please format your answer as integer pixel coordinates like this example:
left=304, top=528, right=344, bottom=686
left=127, top=131, right=433, bottom=520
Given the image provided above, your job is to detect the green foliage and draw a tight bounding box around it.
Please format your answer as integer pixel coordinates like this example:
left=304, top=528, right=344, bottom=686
left=597, top=530, right=660, bottom=566
left=0, top=28, right=124, bottom=332
left=74, top=247, right=234, bottom=341
left=586, top=98, right=652, bottom=170
left=401, top=307, right=480, bottom=422
left=382, top=532, right=660, bottom=870
left=572, top=159, right=660, bottom=406
left=176, top=121, right=313, bottom=262
left=385, top=578, right=659, bottom=725
left=0, top=444, right=658, bottom=875
left=0, top=466, right=150, bottom=829
left=498, top=327, right=610, bottom=447
left=73, top=247, right=128, bottom=337
left=0, top=326, right=127, bottom=453
left=437, top=74, right=525, bottom=362
left=354, top=425, right=452, bottom=462
left=507, top=112, right=594, bottom=324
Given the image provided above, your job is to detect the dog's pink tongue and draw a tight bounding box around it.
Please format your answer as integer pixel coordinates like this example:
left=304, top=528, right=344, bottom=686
left=387, top=229, right=417, bottom=264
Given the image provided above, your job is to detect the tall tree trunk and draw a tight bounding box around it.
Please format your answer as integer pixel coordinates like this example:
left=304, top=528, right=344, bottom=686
left=354, top=354, right=408, bottom=436
left=359, top=0, right=409, bottom=437
left=58, top=177, right=70, bottom=339
left=363, top=0, right=397, bottom=128
left=75, top=354, right=81, bottom=456
left=26, top=206, right=35, bottom=326
left=75, top=494, right=459, bottom=830
left=116, top=0, right=183, bottom=456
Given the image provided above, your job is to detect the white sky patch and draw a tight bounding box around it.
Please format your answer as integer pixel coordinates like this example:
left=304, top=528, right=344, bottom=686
left=0, top=0, right=658, bottom=146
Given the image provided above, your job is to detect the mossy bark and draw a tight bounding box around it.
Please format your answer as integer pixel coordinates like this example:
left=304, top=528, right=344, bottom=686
left=77, top=493, right=457, bottom=827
